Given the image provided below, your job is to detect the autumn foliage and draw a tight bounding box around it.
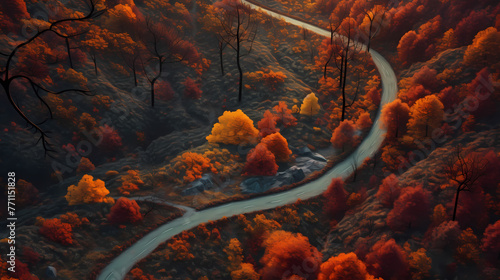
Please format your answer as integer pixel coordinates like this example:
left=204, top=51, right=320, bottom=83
left=387, top=186, right=431, bottom=231
left=323, top=178, right=348, bottom=220
left=107, top=197, right=143, bottom=225
left=260, top=132, right=292, bottom=162
left=381, top=99, right=410, bottom=139
left=481, top=220, right=500, bottom=260
left=232, top=263, right=260, bottom=280
left=273, top=101, right=297, bottom=127
left=318, top=252, right=381, bottom=280
left=118, top=170, right=145, bottom=195
left=243, top=144, right=278, bottom=176
left=356, top=112, right=372, bottom=131
left=331, top=120, right=357, bottom=151
left=365, top=239, right=409, bottom=280
left=375, top=174, right=401, bottom=208
left=300, top=93, right=321, bottom=116
left=463, top=27, right=500, bottom=69
left=258, top=110, right=279, bottom=138
left=65, top=174, right=114, bottom=205
left=183, top=77, right=203, bottom=99
left=260, top=230, right=322, bottom=280
left=169, top=152, right=218, bottom=183
left=39, top=218, right=73, bottom=245
left=207, top=110, right=259, bottom=145
left=155, top=81, right=175, bottom=101
left=246, top=69, right=287, bottom=91
left=76, top=157, right=96, bottom=174
left=15, top=179, right=39, bottom=207
left=407, top=95, right=444, bottom=139
left=99, top=124, right=123, bottom=152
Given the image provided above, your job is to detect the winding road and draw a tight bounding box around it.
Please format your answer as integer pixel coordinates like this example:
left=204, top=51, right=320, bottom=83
left=97, top=3, right=398, bottom=280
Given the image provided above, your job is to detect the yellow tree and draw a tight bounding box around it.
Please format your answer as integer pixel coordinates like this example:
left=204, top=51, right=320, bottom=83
left=463, top=27, right=500, bottom=69
left=80, top=25, right=108, bottom=76
left=407, top=95, right=444, bottom=139
left=207, top=109, right=259, bottom=145
left=65, top=174, right=114, bottom=205
left=300, top=93, right=321, bottom=116
left=408, top=248, right=432, bottom=280
left=231, top=263, right=260, bottom=280
left=224, top=238, right=243, bottom=271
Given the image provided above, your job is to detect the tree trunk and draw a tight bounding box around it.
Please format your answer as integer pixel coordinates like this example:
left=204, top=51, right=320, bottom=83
left=92, top=56, right=98, bottom=76
left=65, top=38, right=73, bottom=69
left=452, top=185, right=461, bottom=221
left=132, top=64, right=137, bottom=87
left=341, top=45, right=349, bottom=121
left=236, top=11, right=243, bottom=103
left=367, top=20, right=373, bottom=52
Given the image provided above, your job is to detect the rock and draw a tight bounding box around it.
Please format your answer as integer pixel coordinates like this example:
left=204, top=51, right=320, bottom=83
left=296, top=147, right=327, bottom=162
left=289, top=166, right=305, bottom=181
left=182, top=174, right=215, bottom=195
left=295, top=157, right=327, bottom=173
left=46, top=266, right=57, bottom=278
left=240, top=147, right=327, bottom=194
left=240, top=177, right=270, bottom=193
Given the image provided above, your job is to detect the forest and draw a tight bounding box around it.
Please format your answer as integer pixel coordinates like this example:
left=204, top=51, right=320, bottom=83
left=0, top=0, right=498, bottom=279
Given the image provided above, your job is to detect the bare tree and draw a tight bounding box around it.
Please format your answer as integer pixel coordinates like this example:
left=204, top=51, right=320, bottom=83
left=444, top=145, right=488, bottom=221
left=0, top=0, right=105, bottom=156
left=333, top=18, right=363, bottom=121
left=362, top=5, right=386, bottom=52
left=215, top=0, right=257, bottom=103
left=141, top=18, right=198, bottom=107
left=122, top=46, right=142, bottom=87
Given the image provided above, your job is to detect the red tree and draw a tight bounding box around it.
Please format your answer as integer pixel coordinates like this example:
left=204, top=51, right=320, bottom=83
left=243, top=143, right=278, bottom=176
left=477, top=150, right=500, bottom=193
left=10, top=260, right=39, bottom=280
left=273, top=101, right=297, bottom=127
left=403, top=85, right=432, bottom=106
left=260, top=132, right=292, bottom=162
left=331, top=119, right=357, bottom=151
left=99, top=124, right=123, bottom=152
left=156, top=80, right=175, bottom=101
left=454, top=9, right=495, bottom=46
left=438, top=86, right=459, bottom=110
left=318, top=252, right=380, bottom=280
left=430, top=220, right=460, bottom=249
left=15, top=179, right=39, bottom=207
left=356, top=112, right=372, bottom=131
left=323, top=178, right=348, bottom=220
left=447, top=186, right=488, bottom=231
left=467, top=68, right=497, bottom=120
left=260, top=230, right=322, bottom=280
left=365, top=239, right=409, bottom=280
left=481, top=220, right=500, bottom=260
left=375, top=174, right=401, bottom=208
left=411, top=66, right=441, bottom=91
left=39, top=218, right=73, bottom=245
left=183, top=77, right=202, bottom=99
left=258, top=110, right=279, bottom=138
left=107, top=197, right=143, bottom=225
left=0, top=0, right=29, bottom=32
left=386, top=186, right=431, bottom=231
left=380, top=99, right=410, bottom=139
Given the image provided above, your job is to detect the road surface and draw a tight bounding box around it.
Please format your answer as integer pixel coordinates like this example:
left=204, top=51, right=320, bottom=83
left=97, top=4, right=398, bottom=280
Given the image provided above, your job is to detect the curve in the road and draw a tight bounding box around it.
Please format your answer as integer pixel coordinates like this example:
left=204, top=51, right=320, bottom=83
left=97, top=4, right=398, bottom=280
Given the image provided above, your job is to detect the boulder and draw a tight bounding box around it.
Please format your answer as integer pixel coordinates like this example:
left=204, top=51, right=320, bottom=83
left=182, top=174, right=215, bottom=195
left=296, top=147, right=327, bottom=162
left=46, top=266, right=57, bottom=278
